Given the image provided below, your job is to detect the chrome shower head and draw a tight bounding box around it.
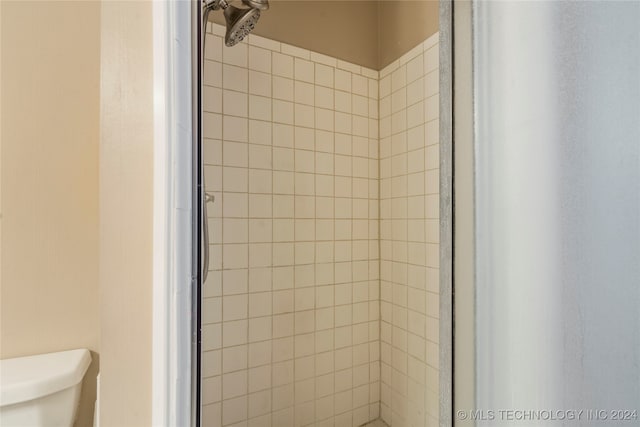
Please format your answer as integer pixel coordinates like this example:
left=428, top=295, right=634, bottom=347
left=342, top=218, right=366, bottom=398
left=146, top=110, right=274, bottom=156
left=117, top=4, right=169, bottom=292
left=241, top=0, right=269, bottom=11
left=223, top=5, right=260, bottom=46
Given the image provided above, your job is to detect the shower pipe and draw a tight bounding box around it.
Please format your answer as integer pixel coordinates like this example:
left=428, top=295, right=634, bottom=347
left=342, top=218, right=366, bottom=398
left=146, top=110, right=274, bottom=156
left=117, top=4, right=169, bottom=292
left=201, top=0, right=268, bottom=283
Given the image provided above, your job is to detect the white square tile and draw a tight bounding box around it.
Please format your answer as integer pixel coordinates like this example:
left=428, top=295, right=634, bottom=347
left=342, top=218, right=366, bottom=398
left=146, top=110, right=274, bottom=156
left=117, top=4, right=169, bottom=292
left=272, top=76, right=294, bottom=101
left=407, top=54, right=424, bottom=83
left=335, top=112, right=352, bottom=135
left=334, top=69, right=352, bottom=92
left=337, top=59, right=360, bottom=74
left=407, top=102, right=424, bottom=129
left=315, top=307, right=334, bottom=331
left=273, top=147, right=294, bottom=171
left=353, top=115, right=369, bottom=137
left=249, top=169, right=272, bottom=194
left=379, top=75, right=391, bottom=98
left=315, top=63, right=334, bottom=87
left=282, top=43, right=310, bottom=60
left=204, top=60, right=222, bottom=88
left=203, top=113, right=222, bottom=140
left=315, top=108, right=334, bottom=132
left=272, top=243, right=293, bottom=268
left=315, top=86, right=334, bottom=109
left=424, top=44, right=439, bottom=73
left=202, top=324, right=222, bottom=351
left=223, top=218, right=248, bottom=244
left=294, top=126, right=314, bottom=150
left=295, top=287, right=315, bottom=311
left=223, top=64, right=248, bottom=92
left=352, top=74, right=368, bottom=97
left=295, top=310, right=315, bottom=335
left=223, top=370, right=248, bottom=399
left=273, top=265, right=294, bottom=290
left=203, top=86, right=222, bottom=113
left=248, top=144, right=272, bottom=170
left=223, top=116, right=248, bottom=142
left=248, top=32, right=281, bottom=51
left=294, top=81, right=314, bottom=106
left=391, top=66, right=407, bottom=92
left=273, top=100, right=294, bottom=124
left=222, top=141, right=248, bottom=168
left=223, top=319, right=248, bottom=347
left=223, top=42, right=248, bottom=67
left=406, top=77, right=424, bottom=107
left=248, top=390, right=271, bottom=419
left=249, top=316, right=272, bottom=341
left=249, top=292, right=272, bottom=318
left=204, top=34, right=223, bottom=61
left=249, top=70, right=271, bottom=97
left=295, top=104, right=314, bottom=128
left=248, top=45, right=271, bottom=72
left=249, top=95, right=271, bottom=121
left=202, top=350, right=222, bottom=377
left=273, top=123, right=294, bottom=148
left=294, top=58, right=314, bottom=83
left=201, top=403, right=221, bottom=426
left=391, top=89, right=406, bottom=114
left=273, top=171, right=294, bottom=195
left=273, top=52, right=294, bottom=78
left=352, top=94, right=369, bottom=118
left=223, top=166, right=248, bottom=192
left=295, top=149, right=315, bottom=173
left=249, top=120, right=272, bottom=146
left=424, top=95, right=440, bottom=122
left=249, top=219, right=272, bottom=243
left=315, top=130, right=334, bottom=153
left=222, top=395, right=247, bottom=425
left=424, top=69, right=439, bottom=98
left=335, top=90, right=351, bottom=114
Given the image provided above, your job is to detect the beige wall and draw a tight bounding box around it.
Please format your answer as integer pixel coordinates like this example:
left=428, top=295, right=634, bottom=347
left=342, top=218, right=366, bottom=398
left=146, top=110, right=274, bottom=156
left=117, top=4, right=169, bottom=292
left=211, top=0, right=379, bottom=69
left=209, top=0, right=438, bottom=70
left=377, top=1, right=439, bottom=68
left=99, top=1, right=154, bottom=426
left=0, top=2, right=100, bottom=426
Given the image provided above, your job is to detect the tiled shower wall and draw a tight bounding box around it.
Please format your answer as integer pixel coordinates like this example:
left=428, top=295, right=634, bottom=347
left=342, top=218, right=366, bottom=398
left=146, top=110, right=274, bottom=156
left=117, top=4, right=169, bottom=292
left=201, top=23, right=382, bottom=427
left=202, top=22, right=440, bottom=427
left=378, top=35, right=440, bottom=427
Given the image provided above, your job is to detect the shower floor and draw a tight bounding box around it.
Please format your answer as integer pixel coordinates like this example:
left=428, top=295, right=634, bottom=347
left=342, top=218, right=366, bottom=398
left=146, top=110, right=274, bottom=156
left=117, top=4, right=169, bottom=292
left=362, top=420, right=390, bottom=427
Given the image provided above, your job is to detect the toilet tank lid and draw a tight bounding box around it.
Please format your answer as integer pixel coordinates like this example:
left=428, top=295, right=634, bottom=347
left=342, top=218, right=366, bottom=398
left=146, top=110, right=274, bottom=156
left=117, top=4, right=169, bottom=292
left=0, top=349, right=91, bottom=406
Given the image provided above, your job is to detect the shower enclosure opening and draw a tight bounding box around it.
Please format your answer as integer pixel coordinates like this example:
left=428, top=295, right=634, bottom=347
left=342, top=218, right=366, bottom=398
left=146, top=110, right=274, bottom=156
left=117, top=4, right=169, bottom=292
left=197, top=2, right=444, bottom=426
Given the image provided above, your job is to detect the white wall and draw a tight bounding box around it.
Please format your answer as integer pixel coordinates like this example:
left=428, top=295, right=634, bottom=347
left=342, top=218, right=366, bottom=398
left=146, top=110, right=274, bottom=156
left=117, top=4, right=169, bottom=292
left=473, top=1, right=640, bottom=421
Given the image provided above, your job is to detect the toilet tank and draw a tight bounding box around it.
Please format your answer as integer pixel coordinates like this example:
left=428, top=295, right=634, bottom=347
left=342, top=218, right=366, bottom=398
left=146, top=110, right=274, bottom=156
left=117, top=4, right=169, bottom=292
left=0, top=349, right=91, bottom=427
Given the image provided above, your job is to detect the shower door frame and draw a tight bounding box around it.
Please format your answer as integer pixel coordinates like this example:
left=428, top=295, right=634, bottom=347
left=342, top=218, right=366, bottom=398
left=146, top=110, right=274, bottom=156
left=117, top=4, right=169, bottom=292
left=439, top=2, right=454, bottom=427
left=180, top=3, right=459, bottom=426
left=151, top=1, right=198, bottom=426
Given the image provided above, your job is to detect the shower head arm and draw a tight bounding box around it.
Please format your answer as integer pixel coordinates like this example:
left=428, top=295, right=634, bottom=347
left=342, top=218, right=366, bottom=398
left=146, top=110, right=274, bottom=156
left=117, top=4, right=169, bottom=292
left=203, top=0, right=230, bottom=11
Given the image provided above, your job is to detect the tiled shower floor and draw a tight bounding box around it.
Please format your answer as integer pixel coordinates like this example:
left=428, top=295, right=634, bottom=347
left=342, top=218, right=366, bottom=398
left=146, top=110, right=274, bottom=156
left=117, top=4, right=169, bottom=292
left=362, top=420, right=390, bottom=427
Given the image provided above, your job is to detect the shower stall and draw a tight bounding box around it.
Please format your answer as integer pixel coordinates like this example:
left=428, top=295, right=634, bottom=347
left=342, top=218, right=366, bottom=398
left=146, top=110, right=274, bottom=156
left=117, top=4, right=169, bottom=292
left=186, top=1, right=640, bottom=426
left=196, top=1, right=445, bottom=426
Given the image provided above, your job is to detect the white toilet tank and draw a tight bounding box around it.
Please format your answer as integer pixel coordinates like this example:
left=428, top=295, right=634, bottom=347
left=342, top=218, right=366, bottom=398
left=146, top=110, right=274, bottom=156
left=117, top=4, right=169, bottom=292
left=0, top=349, right=91, bottom=427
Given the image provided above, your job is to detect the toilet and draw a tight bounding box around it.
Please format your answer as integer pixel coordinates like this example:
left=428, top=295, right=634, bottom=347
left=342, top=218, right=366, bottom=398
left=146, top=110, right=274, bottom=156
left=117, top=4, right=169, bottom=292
left=0, top=349, right=91, bottom=426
